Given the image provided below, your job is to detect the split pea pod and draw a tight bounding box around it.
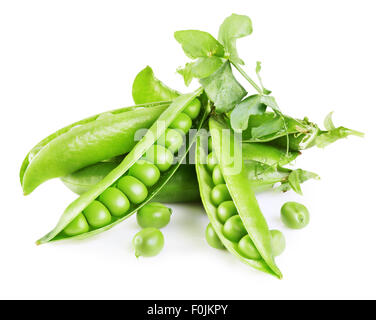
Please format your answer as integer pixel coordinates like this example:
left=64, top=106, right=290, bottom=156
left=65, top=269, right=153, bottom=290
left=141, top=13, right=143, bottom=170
left=196, top=116, right=282, bottom=278
left=20, top=101, right=171, bottom=195
left=37, top=89, right=207, bottom=244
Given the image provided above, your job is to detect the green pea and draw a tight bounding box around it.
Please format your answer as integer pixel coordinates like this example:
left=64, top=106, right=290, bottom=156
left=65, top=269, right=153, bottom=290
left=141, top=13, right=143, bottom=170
left=133, top=228, right=164, bottom=258
left=206, top=152, right=218, bottom=172
left=210, top=184, right=231, bottom=206
left=144, top=144, right=174, bottom=172
left=222, top=215, right=248, bottom=242
left=237, top=235, right=261, bottom=260
left=137, top=202, right=172, bottom=229
left=217, top=201, right=237, bottom=224
left=212, top=165, right=225, bottom=185
left=98, top=187, right=130, bottom=217
left=183, top=99, right=201, bottom=119
left=205, top=223, right=225, bottom=250
left=270, top=229, right=286, bottom=257
left=280, top=201, right=310, bottom=229
left=208, top=136, right=213, bottom=153
left=129, top=160, right=160, bottom=187
left=63, top=213, right=89, bottom=236
left=157, top=128, right=184, bottom=154
left=170, top=113, right=192, bottom=135
left=83, top=200, right=112, bottom=228
left=117, top=176, right=148, bottom=204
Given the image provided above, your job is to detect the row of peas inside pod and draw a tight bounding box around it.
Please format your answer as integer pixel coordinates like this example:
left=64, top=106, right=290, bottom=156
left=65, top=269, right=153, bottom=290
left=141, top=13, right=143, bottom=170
left=204, top=139, right=286, bottom=259
left=63, top=99, right=202, bottom=237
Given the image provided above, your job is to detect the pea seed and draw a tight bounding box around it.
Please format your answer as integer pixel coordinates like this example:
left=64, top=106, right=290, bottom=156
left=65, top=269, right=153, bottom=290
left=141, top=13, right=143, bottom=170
left=99, top=187, right=130, bottom=217
left=117, top=176, right=148, bottom=204
left=205, top=223, right=225, bottom=250
left=170, top=113, right=192, bottom=135
left=63, top=213, right=89, bottom=236
left=137, top=202, right=171, bottom=229
left=270, top=229, right=286, bottom=257
left=222, top=215, right=247, bottom=242
left=206, top=152, right=218, bottom=172
left=129, top=160, right=160, bottom=187
left=157, top=128, right=183, bottom=154
left=280, top=201, right=310, bottom=229
left=212, top=165, right=225, bottom=185
left=133, top=228, right=164, bottom=258
left=83, top=200, right=112, bottom=228
left=238, top=235, right=262, bottom=260
left=183, top=99, right=201, bottom=119
left=144, top=145, right=174, bottom=172
left=217, top=201, right=237, bottom=224
left=210, top=184, right=231, bottom=206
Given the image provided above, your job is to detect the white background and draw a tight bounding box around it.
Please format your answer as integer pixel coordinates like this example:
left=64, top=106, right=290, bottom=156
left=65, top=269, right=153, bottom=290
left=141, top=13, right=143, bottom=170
left=1, top=0, right=375, bottom=300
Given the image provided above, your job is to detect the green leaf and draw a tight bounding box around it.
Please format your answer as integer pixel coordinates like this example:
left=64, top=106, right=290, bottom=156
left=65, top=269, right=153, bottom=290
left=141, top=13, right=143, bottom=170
left=315, top=126, right=364, bottom=148
left=191, top=57, right=224, bottom=78
left=260, top=95, right=281, bottom=112
left=323, top=111, right=336, bottom=131
left=132, top=66, right=179, bottom=104
left=277, top=169, right=319, bottom=194
left=230, top=95, right=266, bottom=131
left=200, top=61, right=247, bottom=113
left=251, top=116, right=284, bottom=138
left=218, top=14, right=253, bottom=65
left=174, top=30, right=225, bottom=59
left=256, top=61, right=272, bottom=95
left=177, top=63, right=194, bottom=86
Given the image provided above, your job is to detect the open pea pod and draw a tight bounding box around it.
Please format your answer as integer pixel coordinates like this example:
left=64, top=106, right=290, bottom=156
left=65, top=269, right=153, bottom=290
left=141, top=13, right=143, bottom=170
left=37, top=88, right=206, bottom=244
left=20, top=101, right=171, bottom=195
left=196, top=116, right=282, bottom=278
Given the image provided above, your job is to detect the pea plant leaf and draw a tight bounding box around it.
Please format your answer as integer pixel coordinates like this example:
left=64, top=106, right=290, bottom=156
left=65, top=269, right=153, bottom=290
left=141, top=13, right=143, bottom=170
left=315, top=126, right=364, bottom=148
left=218, top=14, right=253, bottom=65
left=177, top=62, right=194, bottom=86
left=174, top=30, right=225, bottom=59
left=256, top=61, right=272, bottom=95
left=230, top=95, right=266, bottom=131
left=200, top=61, right=247, bottom=113
left=277, top=169, right=319, bottom=194
left=132, top=66, right=179, bottom=104
left=323, top=111, right=336, bottom=131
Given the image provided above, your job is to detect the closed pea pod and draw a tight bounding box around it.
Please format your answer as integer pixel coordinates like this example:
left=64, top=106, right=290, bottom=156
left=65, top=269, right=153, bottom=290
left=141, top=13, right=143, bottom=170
left=137, top=202, right=172, bottom=229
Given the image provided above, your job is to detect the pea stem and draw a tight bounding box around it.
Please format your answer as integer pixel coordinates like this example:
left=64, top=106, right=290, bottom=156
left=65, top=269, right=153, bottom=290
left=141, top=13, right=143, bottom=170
left=231, top=61, right=263, bottom=94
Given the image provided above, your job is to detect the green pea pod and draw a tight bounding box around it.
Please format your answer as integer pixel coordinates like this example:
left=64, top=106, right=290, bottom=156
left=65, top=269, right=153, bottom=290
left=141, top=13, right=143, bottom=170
left=37, top=89, right=206, bottom=244
left=196, top=116, right=282, bottom=278
left=62, top=162, right=201, bottom=202
left=20, top=101, right=170, bottom=195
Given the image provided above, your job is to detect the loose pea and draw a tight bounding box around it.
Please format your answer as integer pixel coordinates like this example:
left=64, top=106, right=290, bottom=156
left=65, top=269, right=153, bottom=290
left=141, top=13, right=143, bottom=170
left=63, top=213, right=89, bottom=236
left=157, top=128, right=183, bottom=154
left=144, top=144, right=174, bottom=172
left=222, top=215, right=248, bottom=242
left=217, top=201, right=237, bottom=224
left=210, top=184, right=231, bottom=206
left=238, top=235, right=261, bottom=260
left=83, top=200, right=112, bottom=228
left=205, top=223, right=225, bottom=250
left=117, top=176, right=148, bottom=204
left=280, top=201, right=310, bottom=229
left=129, top=160, right=160, bottom=187
left=137, top=202, right=172, bottom=229
left=206, top=152, right=218, bottom=172
left=183, top=99, right=201, bottom=119
left=133, top=228, right=164, bottom=258
left=270, top=229, right=286, bottom=257
left=170, top=113, right=192, bottom=135
left=98, top=187, right=130, bottom=217
left=212, top=165, right=225, bottom=185
left=208, top=136, right=213, bottom=153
